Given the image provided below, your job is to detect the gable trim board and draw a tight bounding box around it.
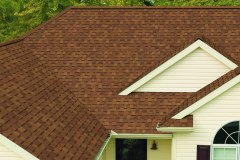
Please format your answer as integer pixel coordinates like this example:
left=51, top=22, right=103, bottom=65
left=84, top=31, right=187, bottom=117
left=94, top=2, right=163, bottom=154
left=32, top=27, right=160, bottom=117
left=119, top=39, right=238, bottom=95
left=0, top=134, right=39, bottom=160
left=173, top=75, right=240, bottom=119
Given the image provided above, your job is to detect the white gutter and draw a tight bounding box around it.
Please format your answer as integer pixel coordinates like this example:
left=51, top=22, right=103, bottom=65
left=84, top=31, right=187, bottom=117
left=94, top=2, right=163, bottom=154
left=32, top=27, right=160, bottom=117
left=156, top=127, right=194, bottom=132
left=111, top=131, right=172, bottom=139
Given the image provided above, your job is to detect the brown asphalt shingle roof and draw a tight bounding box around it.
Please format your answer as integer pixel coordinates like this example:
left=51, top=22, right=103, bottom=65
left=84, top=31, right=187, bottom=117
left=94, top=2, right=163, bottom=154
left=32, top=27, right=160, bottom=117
left=0, top=41, right=109, bottom=159
left=1, top=6, right=240, bottom=159
left=20, top=7, right=240, bottom=133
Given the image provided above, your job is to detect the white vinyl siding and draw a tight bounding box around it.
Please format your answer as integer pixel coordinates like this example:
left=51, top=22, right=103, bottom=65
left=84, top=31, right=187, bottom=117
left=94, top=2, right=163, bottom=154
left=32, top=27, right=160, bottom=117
left=172, top=83, right=240, bottom=160
left=135, top=48, right=231, bottom=92
left=0, top=143, right=24, bottom=160
left=147, top=139, right=171, bottom=160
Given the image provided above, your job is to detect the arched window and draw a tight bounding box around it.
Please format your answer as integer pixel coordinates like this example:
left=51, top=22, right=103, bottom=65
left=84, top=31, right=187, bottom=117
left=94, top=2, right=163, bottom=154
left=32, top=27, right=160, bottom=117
left=212, top=121, right=240, bottom=160
left=214, top=121, right=240, bottom=144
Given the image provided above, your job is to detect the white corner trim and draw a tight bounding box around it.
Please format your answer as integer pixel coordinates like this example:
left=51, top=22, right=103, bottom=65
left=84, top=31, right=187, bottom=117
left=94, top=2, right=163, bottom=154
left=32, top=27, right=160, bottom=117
left=0, top=134, right=39, bottom=160
left=156, top=127, right=194, bottom=132
left=95, top=131, right=114, bottom=160
left=119, top=39, right=238, bottom=95
left=173, top=75, right=240, bottom=119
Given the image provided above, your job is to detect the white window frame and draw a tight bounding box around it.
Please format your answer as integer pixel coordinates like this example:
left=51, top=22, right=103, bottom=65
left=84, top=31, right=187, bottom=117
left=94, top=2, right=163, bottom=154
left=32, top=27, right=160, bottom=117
left=211, top=121, right=240, bottom=160
left=212, top=144, right=238, bottom=160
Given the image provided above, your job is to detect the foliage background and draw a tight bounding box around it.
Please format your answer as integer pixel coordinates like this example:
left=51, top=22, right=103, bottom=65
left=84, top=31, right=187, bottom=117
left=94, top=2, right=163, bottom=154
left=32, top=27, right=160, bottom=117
left=0, top=0, right=240, bottom=42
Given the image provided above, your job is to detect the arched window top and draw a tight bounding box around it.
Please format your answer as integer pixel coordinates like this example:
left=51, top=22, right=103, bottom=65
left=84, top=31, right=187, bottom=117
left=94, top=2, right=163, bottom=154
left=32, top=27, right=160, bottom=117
left=214, top=121, right=240, bottom=144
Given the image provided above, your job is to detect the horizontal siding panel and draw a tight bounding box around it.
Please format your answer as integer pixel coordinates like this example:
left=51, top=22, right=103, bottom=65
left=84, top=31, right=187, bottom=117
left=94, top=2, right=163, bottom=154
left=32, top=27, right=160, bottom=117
left=174, top=84, right=240, bottom=160
left=195, top=113, right=240, bottom=117
left=196, top=108, right=240, bottom=112
left=207, top=101, right=240, bottom=105
left=136, top=88, right=200, bottom=92
left=164, top=67, right=229, bottom=72
left=162, top=65, right=229, bottom=69
left=0, top=158, right=23, bottom=160
left=138, top=84, right=208, bottom=88
left=136, top=48, right=231, bottom=92
left=0, top=152, right=22, bottom=157
left=149, top=79, right=214, bottom=84
left=176, top=154, right=196, bottom=158
left=0, top=143, right=24, bottom=160
left=0, top=147, right=10, bottom=152
left=155, top=72, right=228, bottom=77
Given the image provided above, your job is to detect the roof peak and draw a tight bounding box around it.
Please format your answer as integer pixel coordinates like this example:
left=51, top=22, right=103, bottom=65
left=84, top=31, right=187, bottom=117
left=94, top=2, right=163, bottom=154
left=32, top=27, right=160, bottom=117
left=69, top=6, right=240, bottom=9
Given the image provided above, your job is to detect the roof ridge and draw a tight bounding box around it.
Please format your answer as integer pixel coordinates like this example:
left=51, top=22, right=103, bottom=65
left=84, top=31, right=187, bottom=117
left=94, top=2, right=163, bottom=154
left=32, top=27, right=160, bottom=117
left=2, top=6, right=240, bottom=48
left=0, top=38, right=23, bottom=47
left=70, top=6, right=240, bottom=9
left=0, top=7, right=72, bottom=48
left=1, top=6, right=240, bottom=48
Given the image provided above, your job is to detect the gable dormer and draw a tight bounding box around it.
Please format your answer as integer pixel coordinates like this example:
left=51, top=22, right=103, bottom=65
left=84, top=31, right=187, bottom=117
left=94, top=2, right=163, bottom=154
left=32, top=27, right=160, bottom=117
left=119, top=40, right=238, bottom=95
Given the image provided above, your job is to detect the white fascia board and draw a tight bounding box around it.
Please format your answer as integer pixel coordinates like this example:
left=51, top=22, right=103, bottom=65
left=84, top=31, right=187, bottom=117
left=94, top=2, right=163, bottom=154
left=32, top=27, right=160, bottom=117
left=173, top=75, right=240, bottom=119
left=119, top=39, right=238, bottom=95
left=0, top=134, right=39, bottom=160
left=111, top=132, right=172, bottom=139
left=156, top=127, right=194, bottom=132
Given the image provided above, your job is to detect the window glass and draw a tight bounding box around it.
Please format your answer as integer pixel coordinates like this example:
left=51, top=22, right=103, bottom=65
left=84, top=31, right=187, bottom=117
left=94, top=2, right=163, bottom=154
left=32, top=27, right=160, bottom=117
left=225, top=148, right=237, bottom=160
left=214, top=128, right=228, bottom=144
left=222, top=121, right=239, bottom=135
left=116, top=139, right=147, bottom=160
left=214, top=121, right=240, bottom=144
left=213, top=148, right=225, bottom=160
left=225, top=137, right=237, bottom=144
left=213, top=148, right=237, bottom=160
left=230, top=133, right=239, bottom=144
